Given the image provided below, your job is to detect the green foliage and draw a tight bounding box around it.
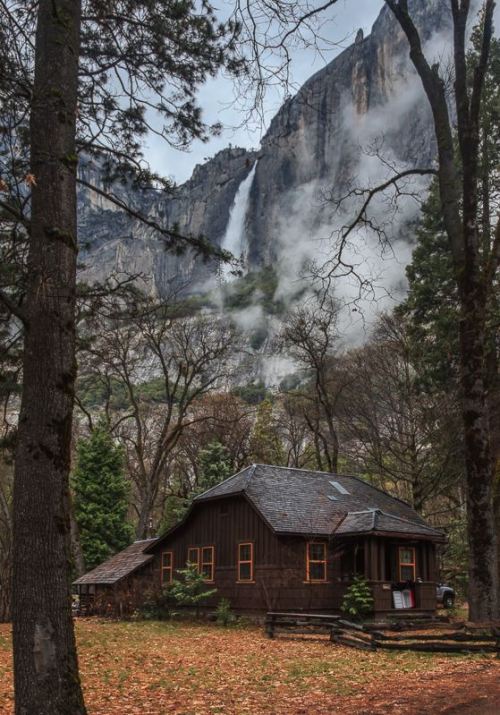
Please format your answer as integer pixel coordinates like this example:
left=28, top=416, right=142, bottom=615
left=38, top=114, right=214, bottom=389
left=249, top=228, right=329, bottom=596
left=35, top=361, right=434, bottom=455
left=160, top=491, right=191, bottom=534
left=249, top=399, right=285, bottom=465
left=139, top=587, right=174, bottom=621
left=397, top=181, right=459, bottom=393
left=169, top=564, right=217, bottom=615
left=249, top=326, right=268, bottom=351
left=341, top=576, right=374, bottom=621
left=441, top=520, right=469, bottom=599
left=215, top=598, right=235, bottom=627
left=160, top=441, right=232, bottom=534
left=73, top=423, right=133, bottom=571
left=222, top=267, right=284, bottom=315
left=197, top=440, right=233, bottom=494
left=232, top=382, right=269, bottom=405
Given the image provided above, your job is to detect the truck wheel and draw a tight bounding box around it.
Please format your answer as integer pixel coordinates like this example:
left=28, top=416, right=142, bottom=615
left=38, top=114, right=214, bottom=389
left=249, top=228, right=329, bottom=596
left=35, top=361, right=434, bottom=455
left=443, top=594, right=454, bottom=609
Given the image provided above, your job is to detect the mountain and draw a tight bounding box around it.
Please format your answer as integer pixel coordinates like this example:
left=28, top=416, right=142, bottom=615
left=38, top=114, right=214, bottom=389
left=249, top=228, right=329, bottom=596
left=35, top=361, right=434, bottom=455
left=77, top=0, right=451, bottom=303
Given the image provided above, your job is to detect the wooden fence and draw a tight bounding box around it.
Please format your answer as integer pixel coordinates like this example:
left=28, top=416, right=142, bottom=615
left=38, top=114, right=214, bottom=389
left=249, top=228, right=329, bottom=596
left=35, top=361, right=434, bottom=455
left=331, top=619, right=500, bottom=654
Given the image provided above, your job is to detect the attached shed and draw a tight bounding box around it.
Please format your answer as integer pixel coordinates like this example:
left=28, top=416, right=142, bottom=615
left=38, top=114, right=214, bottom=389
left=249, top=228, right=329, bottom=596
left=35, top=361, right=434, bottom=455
left=73, top=538, right=157, bottom=615
left=74, top=465, right=445, bottom=616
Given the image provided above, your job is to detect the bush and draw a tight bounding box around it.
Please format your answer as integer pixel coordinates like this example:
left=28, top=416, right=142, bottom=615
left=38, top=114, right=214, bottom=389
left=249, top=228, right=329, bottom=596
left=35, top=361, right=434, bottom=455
left=341, top=576, right=374, bottom=621
left=169, top=563, right=217, bottom=617
left=139, top=587, right=174, bottom=621
left=215, top=598, right=235, bottom=626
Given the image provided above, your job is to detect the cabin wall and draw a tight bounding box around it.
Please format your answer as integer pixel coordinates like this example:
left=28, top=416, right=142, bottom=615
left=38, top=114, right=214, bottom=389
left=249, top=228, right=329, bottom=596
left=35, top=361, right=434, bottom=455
left=150, top=496, right=346, bottom=612
left=148, top=497, right=439, bottom=614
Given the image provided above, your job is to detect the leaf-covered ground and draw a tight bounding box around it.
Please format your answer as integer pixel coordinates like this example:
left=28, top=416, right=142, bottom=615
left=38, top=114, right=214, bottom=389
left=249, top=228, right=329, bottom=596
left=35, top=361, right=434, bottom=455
left=0, top=620, right=499, bottom=714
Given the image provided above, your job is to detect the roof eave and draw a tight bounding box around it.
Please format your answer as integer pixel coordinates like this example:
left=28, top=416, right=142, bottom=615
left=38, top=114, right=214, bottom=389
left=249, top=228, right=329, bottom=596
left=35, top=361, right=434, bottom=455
left=73, top=554, right=154, bottom=587
left=334, top=529, right=446, bottom=543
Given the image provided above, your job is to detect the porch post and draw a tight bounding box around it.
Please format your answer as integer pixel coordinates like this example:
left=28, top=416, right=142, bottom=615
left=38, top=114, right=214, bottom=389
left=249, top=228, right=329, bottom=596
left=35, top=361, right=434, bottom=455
left=366, top=537, right=378, bottom=581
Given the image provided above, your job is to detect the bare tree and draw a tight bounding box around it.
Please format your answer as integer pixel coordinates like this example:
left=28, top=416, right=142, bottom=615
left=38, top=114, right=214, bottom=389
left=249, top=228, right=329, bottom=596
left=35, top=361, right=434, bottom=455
left=246, top=0, right=499, bottom=620
left=340, top=313, right=464, bottom=513
left=78, top=301, right=236, bottom=537
left=280, top=296, right=346, bottom=472
left=377, top=0, right=499, bottom=621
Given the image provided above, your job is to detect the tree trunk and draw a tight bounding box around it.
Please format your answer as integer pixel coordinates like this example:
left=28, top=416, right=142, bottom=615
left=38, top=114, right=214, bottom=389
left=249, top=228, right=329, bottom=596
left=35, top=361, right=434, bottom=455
left=136, top=490, right=155, bottom=540
left=12, top=0, right=86, bottom=712
left=70, top=500, right=86, bottom=578
left=459, top=284, right=498, bottom=621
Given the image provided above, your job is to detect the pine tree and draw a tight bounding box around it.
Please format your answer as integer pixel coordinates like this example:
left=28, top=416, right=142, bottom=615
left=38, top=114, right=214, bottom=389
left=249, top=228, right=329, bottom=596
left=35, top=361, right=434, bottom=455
left=249, top=399, right=284, bottom=465
left=398, top=180, right=459, bottom=393
left=197, top=440, right=233, bottom=493
left=73, top=424, right=133, bottom=571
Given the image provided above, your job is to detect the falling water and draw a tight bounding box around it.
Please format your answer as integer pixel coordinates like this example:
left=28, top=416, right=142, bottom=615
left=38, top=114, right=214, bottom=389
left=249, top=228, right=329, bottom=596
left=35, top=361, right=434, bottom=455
left=221, top=161, right=258, bottom=280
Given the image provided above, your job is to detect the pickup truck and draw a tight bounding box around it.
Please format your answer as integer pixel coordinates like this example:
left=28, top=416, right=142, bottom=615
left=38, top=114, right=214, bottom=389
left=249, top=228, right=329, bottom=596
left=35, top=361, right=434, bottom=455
left=436, top=583, right=455, bottom=608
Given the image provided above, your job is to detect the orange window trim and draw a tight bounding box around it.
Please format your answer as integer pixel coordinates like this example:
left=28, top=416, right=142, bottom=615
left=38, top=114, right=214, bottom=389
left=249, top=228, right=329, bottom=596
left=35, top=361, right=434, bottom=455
left=306, top=541, right=327, bottom=582
left=187, top=547, right=200, bottom=571
left=237, top=542, right=254, bottom=582
left=201, top=545, right=215, bottom=582
left=161, top=551, right=173, bottom=585
left=399, top=546, right=416, bottom=581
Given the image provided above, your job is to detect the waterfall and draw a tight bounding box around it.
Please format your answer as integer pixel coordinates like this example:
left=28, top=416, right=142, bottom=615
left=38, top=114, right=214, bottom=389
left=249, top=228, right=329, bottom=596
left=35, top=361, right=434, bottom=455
left=221, top=161, right=257, bottom=279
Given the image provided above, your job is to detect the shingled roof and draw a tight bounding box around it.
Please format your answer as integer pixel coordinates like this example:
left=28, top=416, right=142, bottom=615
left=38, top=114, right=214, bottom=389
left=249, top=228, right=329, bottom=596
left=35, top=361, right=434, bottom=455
left=191, top=464, right=444, bottom=540
left=73, top=539, right=157, bottom=586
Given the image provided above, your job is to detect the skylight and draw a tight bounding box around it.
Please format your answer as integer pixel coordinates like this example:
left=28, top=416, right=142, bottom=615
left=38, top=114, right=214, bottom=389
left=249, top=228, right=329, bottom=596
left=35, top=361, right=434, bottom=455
left=329, top=480, right=350, bottom=495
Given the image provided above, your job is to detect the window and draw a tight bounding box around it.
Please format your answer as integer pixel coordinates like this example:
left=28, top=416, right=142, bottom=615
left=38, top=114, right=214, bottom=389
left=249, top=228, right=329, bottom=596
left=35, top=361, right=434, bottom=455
left=187, top=547, right=200, bottom=570
left=238, top=542, right=254, bottom=582
left=399, top=547, right=416, bottom=581
left=306, top=542, right=327, bottom=582
left=201, top=546, right=215, bottom=582
left=161, top=551, right=173, bottom=585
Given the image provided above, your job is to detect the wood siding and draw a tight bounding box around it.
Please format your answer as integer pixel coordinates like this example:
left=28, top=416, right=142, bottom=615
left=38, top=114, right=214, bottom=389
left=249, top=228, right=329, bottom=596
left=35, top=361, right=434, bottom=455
left=148, top=496, right=439, bottom=614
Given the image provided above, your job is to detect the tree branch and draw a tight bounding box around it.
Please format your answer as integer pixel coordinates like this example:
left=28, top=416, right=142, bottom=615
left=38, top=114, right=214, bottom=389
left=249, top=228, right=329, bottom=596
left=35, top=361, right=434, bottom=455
left=76, top=177, right=234, bottom=263
left=0, top=289, right=27, bottom=324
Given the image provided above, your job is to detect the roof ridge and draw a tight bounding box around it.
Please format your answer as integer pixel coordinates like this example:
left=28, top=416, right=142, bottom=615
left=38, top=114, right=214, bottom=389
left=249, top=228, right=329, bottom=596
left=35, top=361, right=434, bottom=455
left=253, top=463, right=361, bottom=479
left=194, top=464, right=254, bottom=500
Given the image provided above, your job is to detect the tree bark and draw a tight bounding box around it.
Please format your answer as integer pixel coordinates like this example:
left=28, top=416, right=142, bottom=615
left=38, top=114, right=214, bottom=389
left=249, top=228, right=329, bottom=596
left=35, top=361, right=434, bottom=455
left=386, top=0, right=498, bottom=624
left=12, top=0, right=86, bottom=712
left=458, top=270, right=498, bottom=621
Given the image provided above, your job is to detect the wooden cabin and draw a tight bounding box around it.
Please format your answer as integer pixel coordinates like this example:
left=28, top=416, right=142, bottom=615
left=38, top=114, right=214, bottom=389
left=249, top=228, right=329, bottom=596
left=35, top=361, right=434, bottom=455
left=74, top=464, right=445, bottom=616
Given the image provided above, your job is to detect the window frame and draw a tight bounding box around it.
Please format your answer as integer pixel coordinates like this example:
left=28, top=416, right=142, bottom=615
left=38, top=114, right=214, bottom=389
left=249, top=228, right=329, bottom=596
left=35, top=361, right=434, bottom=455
left=398, top=546, right=416, bottom=582
left=237, top=542, right=254, bottom=583
left=201, top=545, right=215, bottom=583
left=187, top=546, right=200, bottom=571
left=161, top=551, right=174, bottom=585
left=306, top=541, right=328, bottom=583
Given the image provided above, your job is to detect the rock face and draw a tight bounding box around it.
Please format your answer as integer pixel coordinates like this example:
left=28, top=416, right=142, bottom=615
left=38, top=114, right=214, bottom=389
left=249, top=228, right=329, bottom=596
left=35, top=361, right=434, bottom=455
left=78, top=147, right=257, bottom=296
left=78, top=0, right=450, bottom=297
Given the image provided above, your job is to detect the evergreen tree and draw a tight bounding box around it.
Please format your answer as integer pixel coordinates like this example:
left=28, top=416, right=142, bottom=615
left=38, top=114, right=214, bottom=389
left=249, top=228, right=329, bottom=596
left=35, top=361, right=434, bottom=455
left=73, top=424, right=133, bottom=571
left=197, top=440, right=233, bottom=493
left=398, top=180, right=459, bottom=393
left=249, top=399, right=284, bottom=465
left=160, top=441, right=233, bottom=534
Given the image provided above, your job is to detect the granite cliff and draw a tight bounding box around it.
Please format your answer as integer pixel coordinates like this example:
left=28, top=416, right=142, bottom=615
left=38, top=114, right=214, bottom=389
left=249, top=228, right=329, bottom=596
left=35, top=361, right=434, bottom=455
left=78, top=0, right=450, bottom=300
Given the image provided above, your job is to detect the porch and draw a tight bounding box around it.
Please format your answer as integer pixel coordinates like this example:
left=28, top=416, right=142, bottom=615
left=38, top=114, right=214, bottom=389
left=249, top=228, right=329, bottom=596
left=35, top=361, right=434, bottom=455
left=337, top=535, right=440, bottom=613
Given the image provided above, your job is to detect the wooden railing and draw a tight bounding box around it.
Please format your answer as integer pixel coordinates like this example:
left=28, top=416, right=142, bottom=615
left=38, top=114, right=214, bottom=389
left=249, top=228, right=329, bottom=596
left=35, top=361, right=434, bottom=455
left=331, top=619, right=500, bottom=654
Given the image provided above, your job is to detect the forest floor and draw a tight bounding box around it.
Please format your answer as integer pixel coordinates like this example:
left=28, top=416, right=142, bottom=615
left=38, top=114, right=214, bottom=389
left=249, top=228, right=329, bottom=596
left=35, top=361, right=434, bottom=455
left=0, top=619, right=499, bottom=714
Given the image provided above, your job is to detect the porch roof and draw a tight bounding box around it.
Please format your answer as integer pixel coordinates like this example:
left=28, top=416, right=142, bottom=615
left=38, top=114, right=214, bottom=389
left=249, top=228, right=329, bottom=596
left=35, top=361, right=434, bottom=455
left=73, top=539, right=157, bottom=585
left=334, top=509, right=444, bottom=539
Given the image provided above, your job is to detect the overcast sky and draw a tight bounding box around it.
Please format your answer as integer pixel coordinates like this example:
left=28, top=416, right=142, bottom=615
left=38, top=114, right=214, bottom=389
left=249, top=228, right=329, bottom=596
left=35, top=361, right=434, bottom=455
left=145, top=0, right=382, bottom=183
left=145, top=0, right=500, bottom=184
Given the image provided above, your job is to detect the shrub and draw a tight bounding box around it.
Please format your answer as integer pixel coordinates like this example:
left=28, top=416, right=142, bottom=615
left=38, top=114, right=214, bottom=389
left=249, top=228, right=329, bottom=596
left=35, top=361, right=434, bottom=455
left=215, top=598, right=235, bottom=627
left=341, top=576, right=374, bottom=620
left=169, top=563, right=217, bottom=617
left=139, top=587, right=174, bottom=621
